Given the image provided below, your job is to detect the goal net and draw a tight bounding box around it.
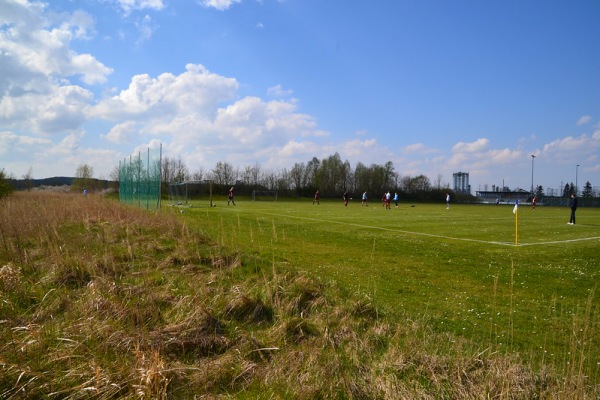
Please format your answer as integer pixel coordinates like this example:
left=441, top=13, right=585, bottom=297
left=119, top=145, right=162, bottom=210
left=251, top=190, right=278, bottom=201
left=168, top=180, right=214, bottom=207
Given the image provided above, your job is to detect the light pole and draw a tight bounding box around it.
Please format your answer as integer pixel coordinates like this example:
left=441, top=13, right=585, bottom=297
left=531, top=155, right=536, bottom=196
left=576, top=164, right=580, bottom=196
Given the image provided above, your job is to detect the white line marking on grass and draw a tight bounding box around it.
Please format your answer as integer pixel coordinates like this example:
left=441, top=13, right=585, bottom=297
left=516, top=237, right=600, bottom=246
left=248, top=211, right=600, bottom=247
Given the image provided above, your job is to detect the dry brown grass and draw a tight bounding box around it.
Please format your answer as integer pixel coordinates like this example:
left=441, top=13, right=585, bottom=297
left=1, top=191, right=598, bottom=399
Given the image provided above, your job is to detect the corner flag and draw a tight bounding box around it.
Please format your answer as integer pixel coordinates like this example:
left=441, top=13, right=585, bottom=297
left=513, top=199, right=519, bottom=214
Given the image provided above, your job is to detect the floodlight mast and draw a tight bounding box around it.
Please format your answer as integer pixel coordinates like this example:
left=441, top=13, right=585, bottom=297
left=576, top=164, right=580, bottom=196
left=531, top=155, right=536, bottom=197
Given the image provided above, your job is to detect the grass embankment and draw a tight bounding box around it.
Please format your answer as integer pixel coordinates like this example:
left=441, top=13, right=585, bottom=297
left=0, top=192, right=597, bottom=398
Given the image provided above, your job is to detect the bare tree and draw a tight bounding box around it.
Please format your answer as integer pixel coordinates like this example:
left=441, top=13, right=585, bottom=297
left=191, top=167, right=205, bottom=181
left=73, top=164, right=94, bottom=192
left=210, top=161, right=238, bottom=186
left=22, top=167, right=33, bottom=191
left=250, top=162, right=262, bottom=187
left=162, top=157, right=189, bottom=183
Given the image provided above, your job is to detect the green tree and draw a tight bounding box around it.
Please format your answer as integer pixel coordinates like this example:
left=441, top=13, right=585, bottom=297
left=535, top=185, right=544, bottom=198
left=562, top=183, right=574, bottom=197
left=582, top=181, right=593, bottom=197
left=290, top=162, right=307, bottom=193
left=0, top=169, right=14, bottom=198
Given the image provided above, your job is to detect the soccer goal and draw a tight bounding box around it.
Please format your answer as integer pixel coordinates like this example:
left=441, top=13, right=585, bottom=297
left=251, top=190, right=278, bottom=201
left=168, top=180, right=214, bottom=207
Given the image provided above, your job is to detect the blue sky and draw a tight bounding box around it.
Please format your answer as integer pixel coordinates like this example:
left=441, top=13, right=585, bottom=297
left=1, top=0, right=599, bottom=194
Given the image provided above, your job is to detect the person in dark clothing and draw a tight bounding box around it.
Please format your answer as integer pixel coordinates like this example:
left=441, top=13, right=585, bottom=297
left=227, top=187, right=236, bottom=205
left=568, top=193, right=578, bottom=225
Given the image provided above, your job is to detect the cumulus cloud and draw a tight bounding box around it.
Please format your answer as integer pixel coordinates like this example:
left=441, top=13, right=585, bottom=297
left=452, top=138, right=489, bottom=153
left=115, top=0, right=165, bottom=15
left=89, top=63, right=331, bottom=171
left=577, top=115, right=592, bottom=126
left=543, top=135, right=589, bottom=154
left=1, top=83, right=94, bottom=134
left=199, top=0, right=242, bottom=11
left=267, top=84, right=293, bottom=98
left=0, top=130, right=51, bottom=154
left=0, top=1, right=112, bottom=86
left=134, top=14, right=158, bottom=43
left=93, top=64, right=239, bottom=120
left=0, top=0, right=112, bottom=138
left=103, top=121, right=139, bottom=143
left=401, top=142, right=439, bottom=155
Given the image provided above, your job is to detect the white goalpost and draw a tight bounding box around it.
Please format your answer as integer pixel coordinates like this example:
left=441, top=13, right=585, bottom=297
left=168, top=180, right=214, bottom=207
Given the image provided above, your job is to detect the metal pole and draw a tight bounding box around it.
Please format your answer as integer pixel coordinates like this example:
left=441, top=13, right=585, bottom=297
left=531, top=155, right=535, bottom=196
left=146, top=147, right=150, bottom=210
left=576, top=164, right=579, bottom=196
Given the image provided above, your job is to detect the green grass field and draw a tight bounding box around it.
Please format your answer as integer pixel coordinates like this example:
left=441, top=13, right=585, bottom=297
left=2, top=192, right=598, bottom=398
left=180, top=198, right=600, bottom=380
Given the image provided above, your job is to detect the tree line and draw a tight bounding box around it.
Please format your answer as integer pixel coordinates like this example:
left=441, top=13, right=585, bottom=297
left=533, top=181, right=597, bottom=199
left=3, top=153, right=596, bottom=202
left=157, top=152, right=463, bottom=202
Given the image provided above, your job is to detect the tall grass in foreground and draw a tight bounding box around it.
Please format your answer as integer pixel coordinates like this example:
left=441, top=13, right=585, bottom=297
left=0, top=192, right=598, bottom=398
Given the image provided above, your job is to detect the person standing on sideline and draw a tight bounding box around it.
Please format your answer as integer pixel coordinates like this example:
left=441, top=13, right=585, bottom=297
left=343, top=191, right=349, bottom=206
left=446, top=193, right=450, bottom=209
left=227, top=187, right=236, bottom=205
left=532, top=196, right=537, bottom=210
left=393, top=192, right=399, bottom=208
left=361, top=191, right=368, bottom=206
left=313, top=190, right=320, bottom=205
left=568, top=193, right=578, bottom=224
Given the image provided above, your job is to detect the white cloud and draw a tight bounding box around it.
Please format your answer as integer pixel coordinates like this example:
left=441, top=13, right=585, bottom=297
left=543, top=135, right=589, bottom=154
left=103, top=121, right=139, bottom=143
left=133, top=14, right=157, bottom=43
left=115, top=0, right=165, bottom=15
left=401, top=142, right=439, bottom=155
left=267, top=84, right=292, bottom=98
left=199, top=0, right=242, bottom=11
left=0, top=2, right=112, bottom=86
left=0, top=130, right=51, bottom=154
left=452, top=138, right=489, bottom=153
left=93, top=64, right=239, bottom=120
left=0, top=83, right=94, bottom=134
left=576, top=115, right=592, bottom=126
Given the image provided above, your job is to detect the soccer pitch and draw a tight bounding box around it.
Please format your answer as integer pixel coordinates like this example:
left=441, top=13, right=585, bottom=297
left=183, top=199, right=600, bottom=378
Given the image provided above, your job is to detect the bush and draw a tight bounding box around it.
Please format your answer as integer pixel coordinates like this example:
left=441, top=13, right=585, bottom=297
left=0, top=169, right=13, bottom=199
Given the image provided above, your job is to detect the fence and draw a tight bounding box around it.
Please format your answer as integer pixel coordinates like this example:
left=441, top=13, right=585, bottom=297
left=119, top=145, right=162, bottom=210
